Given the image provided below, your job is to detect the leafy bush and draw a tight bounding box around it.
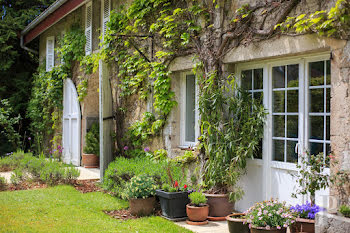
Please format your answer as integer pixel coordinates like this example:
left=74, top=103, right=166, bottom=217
left=339, top=205, right=350, bottom=218
left=189, top=192, right=207, bottom=206
left=102, top=156, right=184, bottom=198
left=0, top=177, right=6, bottom=191
left=84, top=122, right=99, bottom=156
left=124, top=174, right=157, bottom=199
left=39, top=161, right=65, bottom=186
left=10, top=169, right=24, bottom=185
left=64, top=167, right=80, bottom=184
left=0, top=155, right=15, bottom=172
left=245, top=199, right=295, bottom=230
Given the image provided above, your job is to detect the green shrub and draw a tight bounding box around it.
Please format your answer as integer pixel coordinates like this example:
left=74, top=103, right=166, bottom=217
left=84, top=122, right=99, bottom=155
left=0, top=177, right=7, bottom=190
left=64, top=167, right=80, bottom=184
left=102, top=156, right=184, bottom=198
left=10, top=169, right=24, bottom=185
left=0, top=156, right=15, bottom=172
left=40, top=161, right=65, bottom=186
left=340, top=205, right=350, bottom=218
left=188, top=192, right=207, bottom=206
left=124, top=174, right=157, bottom=199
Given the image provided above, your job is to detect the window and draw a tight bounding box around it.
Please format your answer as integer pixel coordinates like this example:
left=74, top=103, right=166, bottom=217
left=238, top=54, right=331, bottom=165
left=308, top=60, right=331, bottom=160
left=85, top=1, right=92, bottom=55
left=101, top=0, right=110, bottom=40
left=181, top=74, right=198, bottom=147
left=46, top=36, right=55, bottom=71
left=241, top=68, right=264, bottom=159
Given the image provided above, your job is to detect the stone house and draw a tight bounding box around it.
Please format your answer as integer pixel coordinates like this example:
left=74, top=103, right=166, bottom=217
left=21, top=0, right=350, bottom=213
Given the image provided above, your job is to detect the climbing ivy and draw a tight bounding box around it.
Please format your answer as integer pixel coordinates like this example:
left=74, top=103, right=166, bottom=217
left=27, top=25, right=86, bottom=153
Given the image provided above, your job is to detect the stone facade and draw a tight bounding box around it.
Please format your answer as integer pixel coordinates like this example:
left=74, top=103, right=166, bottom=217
left=316, top=212, right=350, bottom=233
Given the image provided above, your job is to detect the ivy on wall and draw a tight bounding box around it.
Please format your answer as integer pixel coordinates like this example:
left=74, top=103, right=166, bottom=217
left=27, top=25, right=86, bottom=154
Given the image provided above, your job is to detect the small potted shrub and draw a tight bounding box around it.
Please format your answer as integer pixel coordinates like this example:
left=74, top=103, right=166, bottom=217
left=156, top=181, right=190, bottom=220
left=186, top=191, right=209, bottom=225
left=82, top=122, right=99, bottom=168
left=339, top=205, right=350, bottom=218
left=124, top=174, right=157, bottom=216
left=290, top=202, right=322, bottom=233
left=226, top=213, right=250, bottom=233
left=245, top=199, right=295, bottom=233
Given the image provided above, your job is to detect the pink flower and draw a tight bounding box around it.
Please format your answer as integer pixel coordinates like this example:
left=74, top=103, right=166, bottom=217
left=124, top=146, right=129, bottom=150
left=277, top=226, right=281, bottom=230
left=266, top=226, right=270, bottom=230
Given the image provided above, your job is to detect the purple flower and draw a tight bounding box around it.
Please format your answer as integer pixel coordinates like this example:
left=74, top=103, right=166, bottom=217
left=290, top=202, right=322, bottom=219
left=144, top=147, right=150, bottom=152
left=123, top=146, right=129, bottom=151
left=28, top=137, right=31, bottom=141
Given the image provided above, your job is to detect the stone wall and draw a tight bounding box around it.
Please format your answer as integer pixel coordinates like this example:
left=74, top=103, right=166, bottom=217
left=316, top=212, right=350, bottom=233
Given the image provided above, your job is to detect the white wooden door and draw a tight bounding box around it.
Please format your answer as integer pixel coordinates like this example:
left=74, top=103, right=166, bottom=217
left=62, top=78, right=81, bottom=166
left=236, top=53, right=331, bottom=212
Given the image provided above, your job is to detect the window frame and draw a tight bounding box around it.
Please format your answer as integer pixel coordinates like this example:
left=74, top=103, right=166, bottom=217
left=85, top=1, right=93, bottom=55
left=46, top=36, right=55, bottom=71
left=101, top=0, right=110, bottom=41
left=180, top=72, right=199, bottom=148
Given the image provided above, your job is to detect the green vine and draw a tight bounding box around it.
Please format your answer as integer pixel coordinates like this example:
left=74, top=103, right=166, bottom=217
left=28, top=25, right=86, bottom=153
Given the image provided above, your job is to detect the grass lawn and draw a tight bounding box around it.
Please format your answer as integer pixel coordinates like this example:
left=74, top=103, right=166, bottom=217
left=0, top=185, right=192, bottom=233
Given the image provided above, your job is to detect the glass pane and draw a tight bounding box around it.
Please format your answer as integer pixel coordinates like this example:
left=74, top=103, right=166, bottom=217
left=309, top=88, right=324, bottom=113
left=273, top=91, right=285, bottom=112
left=287, top=115, right=298, bottom=138
left=253, top=92, right=263, bottom=106
left=326, top=88, right=330, bottom=113
left=326, top=60, right=331, bottom=85
left=326, top=143, right=331, bottom=167
left=326, top=116, right=330, bottom=141
left=254, top=69, right=263, bottom=90
left=287, top=90, right=298, bottom=112
left=287, top=141, right=298, bottom=163
left=254, top=139, right=263, bottom=159
left=185, top=75, right=196, bottom=142
left=287, top=64, right=299, bottom=87
left=273, top=140, right=285, bottom=161
left=310, top=61, right=324, bottom=86
left=309, top=142, right=323, bottom=156
left=273, top=66, right=285, bottom=88
left=309, top=116, right=324, bottom=140
left=241, top=70, right=252, bottom=90
left=273, top=115, right=285, bottom=137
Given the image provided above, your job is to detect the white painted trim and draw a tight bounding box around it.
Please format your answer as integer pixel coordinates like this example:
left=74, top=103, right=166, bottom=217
left=101, top=0, right=111, bottom=41
left=85, top=1, right=92, bottom=55
left=46, top=36, right=55, bottom=71
left=180, top=72, right=199, bottom=148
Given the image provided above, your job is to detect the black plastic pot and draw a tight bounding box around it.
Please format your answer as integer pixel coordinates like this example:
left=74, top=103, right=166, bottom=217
left=156, top=189, right=190, bottom=219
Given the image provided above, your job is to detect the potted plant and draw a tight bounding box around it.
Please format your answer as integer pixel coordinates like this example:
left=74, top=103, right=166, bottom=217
left=200, top=79, right=266, bottom=218
left=186, top=191, right=209, bottom=225
left=245, top=199, right=295, bottom=233
left=290, top=152, right=329, bottom=232
left=226, top=213, right=250, bottom=233
left=124, top=174, right=157, bottom=216
left=156, top=181, right=190, bottom=220
left=82, top=122, right=99, bottom=168
left=290, top=202, right=322, bottom=233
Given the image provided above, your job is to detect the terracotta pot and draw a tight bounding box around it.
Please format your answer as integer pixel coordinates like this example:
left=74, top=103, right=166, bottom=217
left=129, top=197, right=156, bottom=216
left=204, top=193, right=234, bottom=217
left=290, top=218, right=315, bottom=233
left=186, top=204, right=209, bottom=222
left=250, top=226, right=287, bottom=233
left=82, top=153, right=99, bottom=168
left=226, top=213, right=250, bottom=233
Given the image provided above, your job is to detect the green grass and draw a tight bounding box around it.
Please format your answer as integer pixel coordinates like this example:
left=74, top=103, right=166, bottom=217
left=0, top=185, right=192, bottom=233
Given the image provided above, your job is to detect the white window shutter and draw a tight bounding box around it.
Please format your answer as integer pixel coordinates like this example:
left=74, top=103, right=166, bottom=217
left=85, top=1, right=93, bottom=55
left=102, top=0, right=110, bottom=40
left=46, top=36, right=55, bottom=71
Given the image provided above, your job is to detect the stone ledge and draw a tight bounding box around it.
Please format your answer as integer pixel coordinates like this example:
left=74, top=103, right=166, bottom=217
left=316, top=211, right=350, bottom=233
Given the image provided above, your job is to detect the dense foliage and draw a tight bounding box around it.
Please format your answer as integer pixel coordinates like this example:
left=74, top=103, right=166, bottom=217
left=0, top=99, right=21, bottom=150
left=102, top=156, right=184, bottom=199
left=124, top=174, right=157, bottom=199
left=0, top=151, right=80, bottom=186
left=188, top=191, right=207, bottom=206
left=339, top=205, right=350, bottom=218
left=84, top=122, right=100, bottom=156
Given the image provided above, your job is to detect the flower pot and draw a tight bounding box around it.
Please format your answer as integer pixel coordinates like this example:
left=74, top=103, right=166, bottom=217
left=82, top=153, right=99, bottom=168
left=129, top=196, right=156, bottom=216
left=290, top=218, right=315, bottom=233
left=204, top=193, right=234, bottom=217
left=250, top=226, right=287, bottom=233
left=156, top=189, right=189, bottom=219
left=186, top=204, right=209, bottom=222
left=226, top=213, right=250, bottom=233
